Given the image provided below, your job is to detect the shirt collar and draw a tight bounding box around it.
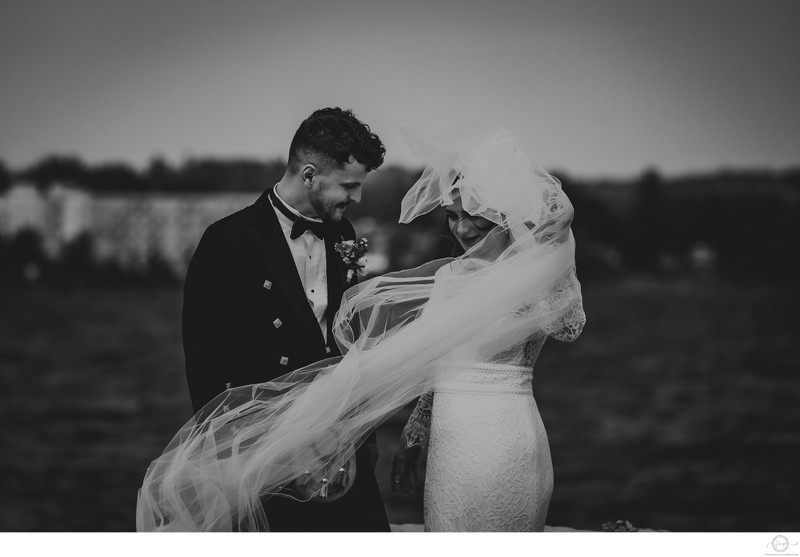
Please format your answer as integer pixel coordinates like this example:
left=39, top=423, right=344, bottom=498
left=272, top=185, right=323, bottom=223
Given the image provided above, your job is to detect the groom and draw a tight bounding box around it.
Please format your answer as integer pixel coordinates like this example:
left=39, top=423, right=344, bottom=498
left=182, top=107, right=390, bottom=532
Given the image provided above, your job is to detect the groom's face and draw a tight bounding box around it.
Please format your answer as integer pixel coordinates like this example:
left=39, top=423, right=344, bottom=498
left=308, top=158, right=368, bottom=222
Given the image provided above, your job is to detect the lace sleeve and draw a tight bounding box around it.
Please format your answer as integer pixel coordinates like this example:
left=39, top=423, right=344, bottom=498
left=545, top=267, right=586, bottom=342
left=401, top=392, right=434, bottom=448
left=550, top=302, right=585, bottom=341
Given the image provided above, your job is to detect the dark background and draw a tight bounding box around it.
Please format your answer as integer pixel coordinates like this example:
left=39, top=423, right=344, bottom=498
left=0, top=159, right=798, bottom=531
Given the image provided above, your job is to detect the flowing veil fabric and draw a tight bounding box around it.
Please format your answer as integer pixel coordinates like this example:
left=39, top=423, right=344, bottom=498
left=136, top=122, right=582, bottom=532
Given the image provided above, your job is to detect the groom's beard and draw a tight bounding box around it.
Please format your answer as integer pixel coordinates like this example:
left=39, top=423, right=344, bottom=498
left=310, top=195, right=352, bottom=222
left=329, top=202, right=352, bottom=221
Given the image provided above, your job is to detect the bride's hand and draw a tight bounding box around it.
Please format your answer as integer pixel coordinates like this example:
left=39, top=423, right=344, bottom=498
left=390, top=443, right=422, bottom=495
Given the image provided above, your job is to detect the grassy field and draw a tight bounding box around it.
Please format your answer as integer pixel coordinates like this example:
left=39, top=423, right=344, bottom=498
left=0, top=279, right=797, bottom=531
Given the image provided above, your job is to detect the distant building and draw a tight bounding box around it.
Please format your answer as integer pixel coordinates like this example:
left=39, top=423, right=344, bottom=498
left=0, top=182, right=256, bottom=275
left=0, top=183, right=48, bottom=237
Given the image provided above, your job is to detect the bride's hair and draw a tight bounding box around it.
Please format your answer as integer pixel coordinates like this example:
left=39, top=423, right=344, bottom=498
left=445, top=217, right=465, bottom=257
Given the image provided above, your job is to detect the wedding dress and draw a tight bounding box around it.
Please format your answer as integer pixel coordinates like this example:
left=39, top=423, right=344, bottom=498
left=404, top=268, right=585, bottom=532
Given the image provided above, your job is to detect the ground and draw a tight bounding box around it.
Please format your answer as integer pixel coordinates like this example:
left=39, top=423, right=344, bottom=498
left=0, top=278, right=797, bottom=531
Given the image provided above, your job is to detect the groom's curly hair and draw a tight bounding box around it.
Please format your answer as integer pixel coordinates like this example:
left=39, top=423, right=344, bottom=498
left=288, top=107, right=385, bottom=174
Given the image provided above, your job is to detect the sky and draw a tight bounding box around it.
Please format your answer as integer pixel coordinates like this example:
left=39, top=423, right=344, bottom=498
left=1, top=0, right=799, bottom=178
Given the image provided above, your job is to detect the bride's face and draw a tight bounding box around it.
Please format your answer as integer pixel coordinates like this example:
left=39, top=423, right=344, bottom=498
left=445, top=197, right=508, bottom=257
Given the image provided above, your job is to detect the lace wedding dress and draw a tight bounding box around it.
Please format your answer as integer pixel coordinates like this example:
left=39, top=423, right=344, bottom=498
left=402, top=268, right=585, bottom=532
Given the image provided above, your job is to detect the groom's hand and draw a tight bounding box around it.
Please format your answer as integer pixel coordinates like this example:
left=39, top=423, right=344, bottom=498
left=390, top=444, right=422, bottom=495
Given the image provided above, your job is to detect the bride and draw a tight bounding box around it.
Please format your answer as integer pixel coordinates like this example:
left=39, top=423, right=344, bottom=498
left=392, top=193, right=584, bottom=532
left=136, top=121, right=585, bottom=532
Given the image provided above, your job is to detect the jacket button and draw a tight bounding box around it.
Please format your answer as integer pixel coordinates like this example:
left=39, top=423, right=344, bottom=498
left=263, top=280, right=272, bottom=290
left=280, top=356, right=289, bottom=365
left=273, top=318, right=282, bottom=328
left=325, top=346, right=331, bottom=354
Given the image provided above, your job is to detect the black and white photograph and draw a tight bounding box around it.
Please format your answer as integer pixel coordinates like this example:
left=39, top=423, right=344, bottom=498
left=1, top=0, right=798, bottom=552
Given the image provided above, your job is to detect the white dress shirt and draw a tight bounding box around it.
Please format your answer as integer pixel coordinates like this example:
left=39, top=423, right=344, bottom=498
left=269, top=188, right=329, bottom=342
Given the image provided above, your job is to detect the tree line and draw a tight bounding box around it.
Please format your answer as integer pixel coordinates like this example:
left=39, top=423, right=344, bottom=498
left=0, top=155, right=287, bottom=193
left=1, top=155, right=799, bottom=285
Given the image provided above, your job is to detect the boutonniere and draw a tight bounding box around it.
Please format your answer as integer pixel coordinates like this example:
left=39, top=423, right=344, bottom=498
left=334, top=238, right=369, bottom=283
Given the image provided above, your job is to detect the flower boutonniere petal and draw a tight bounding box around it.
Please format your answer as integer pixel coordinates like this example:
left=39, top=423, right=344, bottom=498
left=334, top=238, right=369, bottom=283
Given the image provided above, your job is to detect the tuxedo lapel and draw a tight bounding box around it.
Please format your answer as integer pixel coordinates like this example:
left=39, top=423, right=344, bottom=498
left=245, top=192, right=325, bottom=345
left=325, top=224, right=348, bottom=324
left=325, top=223, right=348, bottom=328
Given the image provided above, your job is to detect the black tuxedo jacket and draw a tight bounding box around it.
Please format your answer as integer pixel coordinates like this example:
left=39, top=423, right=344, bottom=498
left=182, top=190, right=389, bottom=532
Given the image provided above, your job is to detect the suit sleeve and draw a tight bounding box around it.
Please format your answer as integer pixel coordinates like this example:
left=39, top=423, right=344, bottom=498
left=183, top=224, right=237, bottom=413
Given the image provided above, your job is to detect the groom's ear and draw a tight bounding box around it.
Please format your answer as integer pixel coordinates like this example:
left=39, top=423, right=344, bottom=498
left=301, top=164, right=316, bottom=186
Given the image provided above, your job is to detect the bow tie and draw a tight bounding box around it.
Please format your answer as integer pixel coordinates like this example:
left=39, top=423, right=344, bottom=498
left=290, top=218, right=327, bottom=240
left=269, top=187, right=328, bottom=240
